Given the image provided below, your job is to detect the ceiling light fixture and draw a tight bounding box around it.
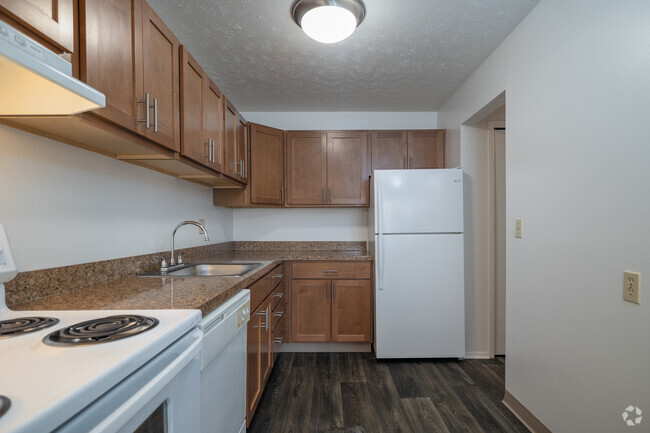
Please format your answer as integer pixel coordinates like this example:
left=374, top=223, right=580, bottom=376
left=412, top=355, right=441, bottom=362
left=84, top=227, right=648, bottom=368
left=291, top=0, right=366, bottom=44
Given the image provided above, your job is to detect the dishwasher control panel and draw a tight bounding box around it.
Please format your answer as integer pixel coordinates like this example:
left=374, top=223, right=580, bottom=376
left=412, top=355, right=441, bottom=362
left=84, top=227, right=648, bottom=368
left=237, top=300, right=250, bottom=328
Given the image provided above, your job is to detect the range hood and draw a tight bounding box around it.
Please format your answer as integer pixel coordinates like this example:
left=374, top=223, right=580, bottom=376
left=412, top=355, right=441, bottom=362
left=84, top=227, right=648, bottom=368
left=0, top=20, right=105, bottom=116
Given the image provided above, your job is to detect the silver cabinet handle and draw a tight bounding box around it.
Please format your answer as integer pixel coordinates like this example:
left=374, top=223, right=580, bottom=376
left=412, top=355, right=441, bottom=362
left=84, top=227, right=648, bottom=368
left=274, top=337, right=284, bottom=344
left=255, top=309, right=269, bottom=330
left=273, top=291, right=284, bottom=298
left=333, top=282, right=336, bottom=299
left=138, top=93, right=150, bottom=129
left=153, top=98, right=158, bottom=133
left=322, top=188, right=326, bottom=203
left=409, top=156, right=413, bottom=169
left=404, top=155, right=407, bottom=169
left=281, top=187, right=284, bottom=203
left=212, top=138, right=216, bottom=162
left=243, top=159, right=246, bottom=178
left=273, top=311, right=283, bottom=318
left=322, top=270, right=340, bottom=273
left=272, top=274, right=284, bottom=279
left=328, top=188, right=332, bottom=203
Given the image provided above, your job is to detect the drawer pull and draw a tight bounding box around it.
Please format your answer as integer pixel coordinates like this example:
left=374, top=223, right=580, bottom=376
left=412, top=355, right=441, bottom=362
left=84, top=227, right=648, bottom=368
left=273, top=292, right=284, bottom=299
left=272, top=274, right=284, bottom=279
left=273, top=311, right=283, bottom=318
left=322, top=270, right=340, bottom=273
left=274, top=337, right=284, bottom=344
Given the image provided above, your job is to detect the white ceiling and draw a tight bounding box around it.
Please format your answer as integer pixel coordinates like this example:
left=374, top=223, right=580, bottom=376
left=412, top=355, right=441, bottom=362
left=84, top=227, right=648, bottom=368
left=147, top=0, right=539, bottom=112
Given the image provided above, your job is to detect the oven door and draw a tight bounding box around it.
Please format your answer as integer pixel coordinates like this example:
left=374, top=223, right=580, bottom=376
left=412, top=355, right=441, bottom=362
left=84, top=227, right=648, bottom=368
left=55, top=329, right=203, bottom=433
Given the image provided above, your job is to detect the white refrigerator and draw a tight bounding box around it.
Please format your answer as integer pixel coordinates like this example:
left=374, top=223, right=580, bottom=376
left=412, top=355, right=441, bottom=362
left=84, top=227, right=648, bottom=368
left=369, top=168, right=465, bottom=359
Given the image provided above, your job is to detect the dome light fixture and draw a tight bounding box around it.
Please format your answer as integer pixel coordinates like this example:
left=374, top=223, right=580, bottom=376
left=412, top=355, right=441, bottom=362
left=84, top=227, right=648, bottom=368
left=291, top=0, right=366, bottom=44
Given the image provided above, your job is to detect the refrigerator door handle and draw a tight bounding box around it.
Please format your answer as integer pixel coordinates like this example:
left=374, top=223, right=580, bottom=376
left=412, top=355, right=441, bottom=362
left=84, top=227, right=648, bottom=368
left=377, top=178, right=385, bottom=290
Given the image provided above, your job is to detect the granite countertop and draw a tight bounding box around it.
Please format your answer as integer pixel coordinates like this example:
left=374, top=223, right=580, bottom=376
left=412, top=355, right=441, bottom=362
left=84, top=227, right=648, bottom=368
left=12, top=249, right=372, bottom=315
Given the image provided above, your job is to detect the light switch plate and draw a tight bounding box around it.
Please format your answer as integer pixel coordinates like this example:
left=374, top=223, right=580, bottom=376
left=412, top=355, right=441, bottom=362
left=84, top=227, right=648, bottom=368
left=515, top=219, right=523, bottom=238
left=623, top=271, right=641, bottom=304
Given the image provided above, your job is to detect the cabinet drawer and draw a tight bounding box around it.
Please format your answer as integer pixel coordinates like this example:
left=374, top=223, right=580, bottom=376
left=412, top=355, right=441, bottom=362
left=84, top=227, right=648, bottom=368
left=250, top=264, right=282, bottom=311
left=292, top=262, right=371, bottom=279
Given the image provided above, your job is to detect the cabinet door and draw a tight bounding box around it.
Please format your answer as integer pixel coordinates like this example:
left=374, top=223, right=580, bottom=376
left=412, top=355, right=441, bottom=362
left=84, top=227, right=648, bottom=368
left=80, top=0, right=143, bottom=132
left=0, top=0, right=74, bottom=52
left=205, top=79, right=225, bottom=172
left=140, top=1, right=180, bottom=152
left=237, top=115, right=249, bottom=184
left=331, top=279, right=372, bottom=342
left=286, top=131, right=327, bottom=205
left=223, top=100, right=240, bottom=180
left=291, top=279, right=331, bottom=342
left=179, top=46, right=206, bottom=165
left=326, top=131, right=368, bottom=205
left=246, top=309, right=262, bottom=424
left=250, top=123, right=285, bottom=205
left=407, top=130, right=445, bottom=169
left=371, top=131, right=408, bottom=171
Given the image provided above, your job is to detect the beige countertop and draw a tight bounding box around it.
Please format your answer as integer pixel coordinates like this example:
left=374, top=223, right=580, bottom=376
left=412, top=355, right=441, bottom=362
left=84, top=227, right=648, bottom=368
left=12, top=250, right=372, bottom=315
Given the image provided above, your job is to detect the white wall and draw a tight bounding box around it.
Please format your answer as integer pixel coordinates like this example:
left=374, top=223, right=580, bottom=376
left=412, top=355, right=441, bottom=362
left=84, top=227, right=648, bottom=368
left=0, top=125, right=233, bottom=272
left=234, top=112, right=437, bottom=242
left=241, top=111, right=437, bottom=131
left=233, top=208, right=368, bottom=241
left=438, top=1, right=650, bottom=432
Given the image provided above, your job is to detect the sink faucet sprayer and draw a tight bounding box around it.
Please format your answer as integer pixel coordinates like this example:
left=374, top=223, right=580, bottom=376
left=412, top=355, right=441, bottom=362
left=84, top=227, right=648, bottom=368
left=158, top=221, right=210, bottom=272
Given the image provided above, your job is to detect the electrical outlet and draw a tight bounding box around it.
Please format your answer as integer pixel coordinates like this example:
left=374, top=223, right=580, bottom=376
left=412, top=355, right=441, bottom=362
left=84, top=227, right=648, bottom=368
left=515, top=219, right=523, bottom=238
left=623, top=271, right=641, bottom=304
left=198, top=219, right=205, bottom=235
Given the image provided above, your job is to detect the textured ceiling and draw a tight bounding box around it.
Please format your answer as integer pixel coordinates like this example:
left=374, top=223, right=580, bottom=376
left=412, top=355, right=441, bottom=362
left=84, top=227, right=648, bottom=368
left=146, top=0, right=539, bottom=111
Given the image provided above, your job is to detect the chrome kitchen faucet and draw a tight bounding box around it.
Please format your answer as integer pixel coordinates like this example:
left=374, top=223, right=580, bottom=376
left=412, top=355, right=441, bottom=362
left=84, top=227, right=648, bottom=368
left=157, top=220, right=210, bottom=272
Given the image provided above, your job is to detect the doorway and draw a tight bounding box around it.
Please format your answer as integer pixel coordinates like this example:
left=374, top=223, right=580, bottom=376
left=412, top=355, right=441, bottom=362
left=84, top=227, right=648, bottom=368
left=490, top=122, right=506, bottom=356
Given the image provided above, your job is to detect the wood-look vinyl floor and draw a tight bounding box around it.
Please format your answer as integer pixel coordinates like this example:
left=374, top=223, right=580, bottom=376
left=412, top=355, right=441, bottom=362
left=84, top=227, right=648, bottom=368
left=248, top=353, right=529, bottom=433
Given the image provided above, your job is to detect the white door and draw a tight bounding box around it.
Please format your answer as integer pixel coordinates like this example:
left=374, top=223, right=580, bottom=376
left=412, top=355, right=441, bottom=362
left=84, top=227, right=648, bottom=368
left=374, top=169, right=463, bottom=234
left=375, top=233, right=465, bottom=358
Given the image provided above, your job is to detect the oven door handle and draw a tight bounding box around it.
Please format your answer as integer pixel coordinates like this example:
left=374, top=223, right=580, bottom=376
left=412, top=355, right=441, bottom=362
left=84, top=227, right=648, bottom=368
left=89, top=329, right=203, bottom=433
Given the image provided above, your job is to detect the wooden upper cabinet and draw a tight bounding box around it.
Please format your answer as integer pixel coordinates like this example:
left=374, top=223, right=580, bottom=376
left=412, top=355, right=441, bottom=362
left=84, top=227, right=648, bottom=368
left=80, top=0, right=179, bottom=152
left=371, top=131, right=408, bottom=171
left=286, top=131, right=327, bottom=206
left=80, top=0, right=142, bottom=131
left=0, top=0, right=74, bottom=53
left=250, top=123, right=285, bottom=205
left=326, top=131, right=368, bottom=206
left=224, top=99, right=247, bottom=183
left=291, top=279, right=331, bottom=342
left=179, top=46, right=206, bottom=165
left=180, top=46, right=224, bottom=172
left=331, top=279, right=372, bottom=342
left=140, top=1, right=180, bottom=152
left=407, top=130, right=445, bottom=169
left=205, top=79, right=225, bottom=172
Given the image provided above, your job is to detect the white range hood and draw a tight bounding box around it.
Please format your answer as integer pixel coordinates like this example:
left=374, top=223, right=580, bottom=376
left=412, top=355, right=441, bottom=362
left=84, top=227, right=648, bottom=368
left=0, top=20, right=105, bottom=116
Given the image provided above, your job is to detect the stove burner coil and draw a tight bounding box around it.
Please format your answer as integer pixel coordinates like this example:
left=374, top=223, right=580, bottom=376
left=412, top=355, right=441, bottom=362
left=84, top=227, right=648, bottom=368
left=43, top=315, right=159, bottom=346
left=0, top=317, right=60, bottom=339
left=0, top=395, right=10, bottom=419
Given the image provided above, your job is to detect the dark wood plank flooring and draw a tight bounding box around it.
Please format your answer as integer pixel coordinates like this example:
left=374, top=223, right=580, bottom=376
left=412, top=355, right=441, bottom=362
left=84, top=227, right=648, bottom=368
left=248, top=353, right=529, bottom=433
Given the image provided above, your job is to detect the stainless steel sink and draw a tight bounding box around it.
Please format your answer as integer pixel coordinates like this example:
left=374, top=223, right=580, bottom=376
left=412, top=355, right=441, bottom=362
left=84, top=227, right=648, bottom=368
left=139, top=263, right=261, bottom=278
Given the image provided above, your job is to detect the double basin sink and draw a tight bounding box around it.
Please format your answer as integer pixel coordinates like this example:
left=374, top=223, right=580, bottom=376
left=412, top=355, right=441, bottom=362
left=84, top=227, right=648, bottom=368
left=139, top=263, right=261, bottom=278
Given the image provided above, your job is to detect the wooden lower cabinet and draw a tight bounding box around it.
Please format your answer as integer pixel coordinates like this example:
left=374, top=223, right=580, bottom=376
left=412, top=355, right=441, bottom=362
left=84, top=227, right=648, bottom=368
left=290, top=261, right=373, bottom=344
left=291, top=279, right=331, bottom=342
left=331, top=279, right=372, bottom=342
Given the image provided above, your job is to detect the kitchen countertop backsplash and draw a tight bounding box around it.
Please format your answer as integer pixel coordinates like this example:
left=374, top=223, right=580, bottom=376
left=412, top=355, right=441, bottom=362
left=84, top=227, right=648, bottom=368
left=6, top=241, right=372, bottom=314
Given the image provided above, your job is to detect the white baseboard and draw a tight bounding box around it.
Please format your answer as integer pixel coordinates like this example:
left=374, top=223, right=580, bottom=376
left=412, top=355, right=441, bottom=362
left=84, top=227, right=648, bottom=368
left=464, top=351, right=491, bottom=359
left=503, top=391, right=552, bottom=433
left=278, top=343, right=372, bottom=353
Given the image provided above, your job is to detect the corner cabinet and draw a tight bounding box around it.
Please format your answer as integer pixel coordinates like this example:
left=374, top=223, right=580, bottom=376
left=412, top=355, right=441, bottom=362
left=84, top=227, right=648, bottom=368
left=250, top=123, right=285, bottom=205
left=286, top=131, right=368, bottom=207
left=291, top=262, right=372, bottom=343
left=370, top=129, right=445, bottom=172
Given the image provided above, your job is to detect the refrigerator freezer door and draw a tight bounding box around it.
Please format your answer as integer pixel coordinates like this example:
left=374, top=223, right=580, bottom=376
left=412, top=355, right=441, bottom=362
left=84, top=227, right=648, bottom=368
left=375, top=233, right=465, bottom=358
left=374, top=169, right=463, bottom=234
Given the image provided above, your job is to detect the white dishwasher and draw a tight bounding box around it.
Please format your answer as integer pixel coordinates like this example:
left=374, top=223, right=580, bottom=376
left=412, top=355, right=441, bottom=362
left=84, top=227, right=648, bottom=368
left=199, top=289, right=250, bottom=433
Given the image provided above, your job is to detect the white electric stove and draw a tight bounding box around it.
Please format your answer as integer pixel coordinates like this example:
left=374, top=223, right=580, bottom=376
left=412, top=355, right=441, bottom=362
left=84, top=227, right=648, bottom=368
left=0, top=224, right=203, bottom=433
